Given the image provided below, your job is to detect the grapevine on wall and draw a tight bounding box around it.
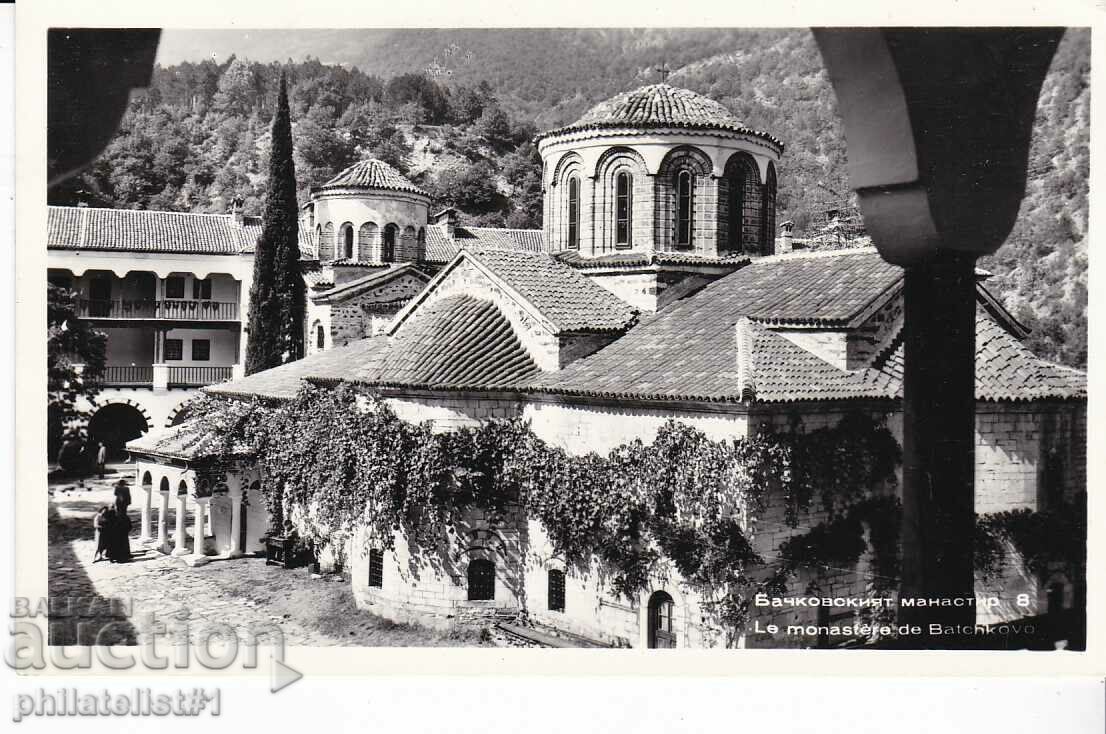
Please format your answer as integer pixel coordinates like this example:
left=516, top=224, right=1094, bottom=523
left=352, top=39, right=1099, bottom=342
left=187, top=385, right=907, bottom=637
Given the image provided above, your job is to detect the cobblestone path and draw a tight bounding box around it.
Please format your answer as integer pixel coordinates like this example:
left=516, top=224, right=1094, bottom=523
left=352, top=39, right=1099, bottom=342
left=47, top=470, right=484, bottom=648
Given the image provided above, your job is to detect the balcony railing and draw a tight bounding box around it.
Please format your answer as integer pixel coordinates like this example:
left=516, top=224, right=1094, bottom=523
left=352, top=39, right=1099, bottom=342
left=79, top=299, right=239, bottom=321
left=167, top=365, right=234, bottom=387
left=86, top=365, right=154, bottom=387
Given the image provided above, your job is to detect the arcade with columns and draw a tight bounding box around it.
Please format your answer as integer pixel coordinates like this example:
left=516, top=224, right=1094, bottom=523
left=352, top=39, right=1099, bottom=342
left=131, top=460, right=268, bottom=566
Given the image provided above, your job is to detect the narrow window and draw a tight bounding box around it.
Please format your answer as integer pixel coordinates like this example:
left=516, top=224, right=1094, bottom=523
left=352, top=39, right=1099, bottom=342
left=164, top=276, right=185, bottom=299
left=615, top=171, right=632, bottom=247
left=677, top=170, right=693, bottom=247
left=191, top=339, right=211, bottom=361
left=368, top=548, right=384, bottom=588
left=316, top=325, right=325, bottom=350
left=164, top=339, right=183, bottom=361
left=567, top=177, right=579, bottom=250
left=467, top=559, right=495, bottom=601
left=382, top=225, right=396, bottom=262
left=343, top=226, right=354, bottom=259
left=548, top=569, right=565, bottom=612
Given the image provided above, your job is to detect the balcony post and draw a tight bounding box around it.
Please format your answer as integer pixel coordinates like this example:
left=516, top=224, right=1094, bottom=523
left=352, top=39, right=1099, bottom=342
left=152, top=363, right=169, bottom=391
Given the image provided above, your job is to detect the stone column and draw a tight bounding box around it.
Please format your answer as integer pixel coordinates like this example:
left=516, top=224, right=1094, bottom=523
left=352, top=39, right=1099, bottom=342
left=228, top=479, right=244, bottom=559
left=156, top=487, right=170, bottom=553
left=188, top=497, right=211, bottom=566
left=172, top=492, right=189, bottom=556
left=138, top=477, right=153, bottom=544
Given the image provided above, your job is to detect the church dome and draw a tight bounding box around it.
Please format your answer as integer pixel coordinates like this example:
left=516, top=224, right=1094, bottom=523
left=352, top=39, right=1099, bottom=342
left=536, top=83, right=782, bottom=148
left=316, top=158, right=429, bottom=198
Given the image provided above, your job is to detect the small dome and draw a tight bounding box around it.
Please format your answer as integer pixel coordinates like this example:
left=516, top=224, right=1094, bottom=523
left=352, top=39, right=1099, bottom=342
left=317, top=158, right=428, bottom=197
left=536, top=83, right=782, bottom=149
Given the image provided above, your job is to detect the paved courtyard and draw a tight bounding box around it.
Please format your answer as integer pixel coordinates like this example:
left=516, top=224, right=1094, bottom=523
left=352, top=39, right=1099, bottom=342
left=47, top=467, right=487, bottom=648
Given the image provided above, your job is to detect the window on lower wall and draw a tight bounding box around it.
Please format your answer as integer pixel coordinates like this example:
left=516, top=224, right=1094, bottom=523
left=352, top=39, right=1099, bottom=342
left=548, top=569, right=565, bottom=612
left=164, top=339, right=183, bottom=361
left=316, top=325, right=325, bottom=350
left=368, top=548, right=383, bottom=588
left=191, top=339, right=210, bottom=361
left=467, top=559, right=495, bottom=601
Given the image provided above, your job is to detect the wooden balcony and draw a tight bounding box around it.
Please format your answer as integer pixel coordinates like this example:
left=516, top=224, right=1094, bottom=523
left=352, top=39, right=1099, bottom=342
left=167, top=365, right=234, bottom=387
left=86, top=365, right=154, bottom=387
left=79, top=299, right=239, bottom=322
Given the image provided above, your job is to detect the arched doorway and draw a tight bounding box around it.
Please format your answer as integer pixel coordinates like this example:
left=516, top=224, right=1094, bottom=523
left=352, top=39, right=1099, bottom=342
left=87, top=403, right=149, bottom=460
left=647, top=591, right=677, bottom=648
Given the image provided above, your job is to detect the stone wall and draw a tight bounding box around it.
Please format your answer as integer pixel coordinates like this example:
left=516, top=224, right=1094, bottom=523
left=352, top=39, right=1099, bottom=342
left=348, top=505, right=528, bottom=632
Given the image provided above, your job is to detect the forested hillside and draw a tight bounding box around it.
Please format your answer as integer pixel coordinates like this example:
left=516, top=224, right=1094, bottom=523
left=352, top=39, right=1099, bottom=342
left=51, top=29, right=1088, bottom=367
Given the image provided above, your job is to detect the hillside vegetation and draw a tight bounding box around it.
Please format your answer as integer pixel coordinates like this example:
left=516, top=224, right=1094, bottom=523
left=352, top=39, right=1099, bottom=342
left=52, top=29, right=1088, bottom=367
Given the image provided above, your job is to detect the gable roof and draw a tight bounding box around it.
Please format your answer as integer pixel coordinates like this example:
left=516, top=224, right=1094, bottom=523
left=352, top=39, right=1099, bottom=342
left=530, top=250, right=1085, bottom=404
left=422, top=224, right=545, bottom=264
left=48, top=205, right=311, bottom=255
left=310, top=263, right=430, bottom=304
left=401, top=247, right=637, bottom=335
left=316, top=158, right=429, bottom=198
left=203, top=339, right=389, bottom=401
left=536, top=83, right=783, bottom=150
left=126, top=417, right=250, bottom=462
left=347, top=295, right=540, bottom=391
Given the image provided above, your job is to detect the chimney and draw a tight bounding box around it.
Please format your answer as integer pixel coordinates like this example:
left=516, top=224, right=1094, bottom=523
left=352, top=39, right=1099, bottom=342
left=433, top=207, right=458, bottom=239
left=230, top=197, right=245, bottom=226
left=776, top=220, right=794, bottom=254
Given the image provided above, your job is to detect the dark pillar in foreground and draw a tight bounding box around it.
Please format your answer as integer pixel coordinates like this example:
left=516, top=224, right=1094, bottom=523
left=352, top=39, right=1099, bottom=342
left=813, top=29, right=1062, bottom=645
left=899, top=254, right=977, bottom=633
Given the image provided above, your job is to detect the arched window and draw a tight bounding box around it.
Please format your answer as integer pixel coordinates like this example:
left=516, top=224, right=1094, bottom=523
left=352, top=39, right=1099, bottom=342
left=159, top=476, right=169, bottom=493
left=567, top=176, right=580, bottom=250
left=316, top=324, right=325, bottom=350
left=467, top=559, right=495, bottom=601
left=615, top=171, right=632, bottom=248
left=417, top=227, right=426, bottom=259
left=382, top=224, right=397, bottom=262
left=315, top=225, right=322, bottom=258
left=762, top=163, right=777, bottom=254
left=676, top=170, right=693, bottom=247
left=647, top=591, right=676, bottom=648
left=547, top=569, right=565, bottom=612
left=725, top=154, right=762, bottom=255
left=343, top=225, right=354, bottom=259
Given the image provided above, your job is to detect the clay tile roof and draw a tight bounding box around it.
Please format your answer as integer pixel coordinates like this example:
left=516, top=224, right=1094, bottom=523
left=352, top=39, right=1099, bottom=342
left=421, top=224, right=546, bottom=264
left=317, top=158, right=429, bottom=197
left=528, top=250, right=914, bottom=403
left=972, top=310, right=1086, bottom=401
left=465, top=247, right=638, bottom=332
left=555, top=249, right=750, bottom=270
left=203, top=338, right=389, bottom=401
left=311, top=263, right=429, bottom=304
left=47, top=205, right=312, bottom=255
left=353, top=294, right=540, bottom=391
left=536, top=83, right=783, bottom=149
left=126, top=417, right=250, bottom=461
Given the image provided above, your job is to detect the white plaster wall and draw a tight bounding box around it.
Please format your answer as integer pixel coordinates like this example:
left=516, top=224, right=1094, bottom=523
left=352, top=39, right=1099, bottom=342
left=773, top=328, right=850, bottom=370
left=525, top=400, right=749, bottom=455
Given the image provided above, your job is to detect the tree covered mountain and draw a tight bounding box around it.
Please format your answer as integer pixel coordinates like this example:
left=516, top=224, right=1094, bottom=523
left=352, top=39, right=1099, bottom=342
left=53, top=29, right=1088, bottom=367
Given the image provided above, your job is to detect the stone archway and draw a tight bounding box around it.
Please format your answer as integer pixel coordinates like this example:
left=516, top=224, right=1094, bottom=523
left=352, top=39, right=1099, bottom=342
left=87, top=402, right=150, bottom=460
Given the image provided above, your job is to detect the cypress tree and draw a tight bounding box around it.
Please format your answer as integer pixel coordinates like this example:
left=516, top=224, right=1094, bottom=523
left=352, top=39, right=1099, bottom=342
left=245, top=72, right=303, bottom=374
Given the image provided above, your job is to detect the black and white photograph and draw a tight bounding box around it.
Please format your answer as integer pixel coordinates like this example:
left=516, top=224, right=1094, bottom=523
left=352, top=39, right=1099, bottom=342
left=39, top=23, right=1089, bottom=657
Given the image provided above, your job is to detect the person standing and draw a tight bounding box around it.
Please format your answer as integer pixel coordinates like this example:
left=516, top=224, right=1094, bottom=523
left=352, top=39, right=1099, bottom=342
left=112, top=479, right=132, bottom=561
left=96, top=442, right=107, bottom=479
left=92, top=506, right=109, bottom=562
